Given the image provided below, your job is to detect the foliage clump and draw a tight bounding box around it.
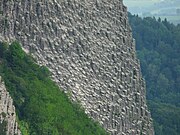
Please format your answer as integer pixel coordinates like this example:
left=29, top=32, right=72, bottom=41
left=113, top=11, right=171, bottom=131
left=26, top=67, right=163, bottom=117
left=0, top=41, right=108, bottom=135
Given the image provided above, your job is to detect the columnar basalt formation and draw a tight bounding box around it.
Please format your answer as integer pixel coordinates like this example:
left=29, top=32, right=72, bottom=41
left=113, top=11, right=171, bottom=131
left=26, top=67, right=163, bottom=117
left=0, top=76, right=21, bottom=135
left=0, top=0, right=154, bottom=134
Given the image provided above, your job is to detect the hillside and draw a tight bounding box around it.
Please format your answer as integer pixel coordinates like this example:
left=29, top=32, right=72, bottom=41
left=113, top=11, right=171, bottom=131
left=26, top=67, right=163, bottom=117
left=0, top=41, right=108, bottom=135
left=128, top=13, right=180, bottom=135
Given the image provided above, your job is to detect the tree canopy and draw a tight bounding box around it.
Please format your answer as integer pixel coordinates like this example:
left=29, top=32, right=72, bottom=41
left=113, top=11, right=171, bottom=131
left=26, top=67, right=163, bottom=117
left=128, top=13, right=180, bottom=135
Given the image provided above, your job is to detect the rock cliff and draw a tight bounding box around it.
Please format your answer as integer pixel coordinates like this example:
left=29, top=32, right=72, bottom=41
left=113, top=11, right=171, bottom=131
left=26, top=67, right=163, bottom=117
left=0, top=76, right=21, bottom=135
left=0, top=0, right=154, bottom=134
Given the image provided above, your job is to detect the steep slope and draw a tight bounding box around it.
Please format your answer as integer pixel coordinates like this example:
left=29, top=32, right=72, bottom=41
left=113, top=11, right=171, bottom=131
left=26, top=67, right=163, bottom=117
left=0, top=41, right=108, bottom=135
left=0, top=0, right=153, bottom=134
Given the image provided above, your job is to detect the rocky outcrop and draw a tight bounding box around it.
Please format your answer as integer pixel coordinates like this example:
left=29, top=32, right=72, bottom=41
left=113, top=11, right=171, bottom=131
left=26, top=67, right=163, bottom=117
left=0, top=76, right=21, bottom=135
left=0, top=0, right=154, bottom=134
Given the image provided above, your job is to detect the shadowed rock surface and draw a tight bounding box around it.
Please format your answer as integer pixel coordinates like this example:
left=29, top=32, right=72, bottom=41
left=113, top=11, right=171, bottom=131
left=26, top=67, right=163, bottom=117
left=0, top=0, right=154, bottom=134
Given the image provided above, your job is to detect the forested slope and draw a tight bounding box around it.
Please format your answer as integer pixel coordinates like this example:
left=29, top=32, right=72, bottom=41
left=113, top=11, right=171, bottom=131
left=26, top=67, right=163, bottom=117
left=0, top=41, right=108, bottom=135
left=128, top=13, right=180, bottom=135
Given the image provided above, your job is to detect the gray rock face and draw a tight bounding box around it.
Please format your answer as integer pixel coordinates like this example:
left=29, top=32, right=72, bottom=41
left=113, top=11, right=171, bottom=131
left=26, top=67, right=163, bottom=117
left=0, top=76, right=21, bottom=135
left=0, top=0, right=154, bottom=134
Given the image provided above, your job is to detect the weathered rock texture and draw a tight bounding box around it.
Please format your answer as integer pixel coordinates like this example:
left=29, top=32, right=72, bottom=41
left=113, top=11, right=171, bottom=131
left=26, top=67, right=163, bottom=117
left=0, top=76, right=21, bottom=135
left=0, top=0, right=154, bottom=134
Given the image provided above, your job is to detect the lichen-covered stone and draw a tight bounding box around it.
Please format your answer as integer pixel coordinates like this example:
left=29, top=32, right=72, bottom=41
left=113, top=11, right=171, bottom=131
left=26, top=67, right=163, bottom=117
left=0, top=0, right=154, bottom=134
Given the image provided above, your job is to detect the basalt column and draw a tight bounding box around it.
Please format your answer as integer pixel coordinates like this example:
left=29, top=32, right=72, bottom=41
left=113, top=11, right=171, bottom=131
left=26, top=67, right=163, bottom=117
left=0, top=0, right=154, bottom=134
left=0, top=76, right=21, bottom=135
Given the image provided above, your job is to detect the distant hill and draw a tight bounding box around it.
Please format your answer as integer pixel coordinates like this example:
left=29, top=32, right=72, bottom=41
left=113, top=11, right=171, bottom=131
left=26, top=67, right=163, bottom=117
left=128, top=13, right=180, bottom=135
left=124, top=0, right=180, bottom=25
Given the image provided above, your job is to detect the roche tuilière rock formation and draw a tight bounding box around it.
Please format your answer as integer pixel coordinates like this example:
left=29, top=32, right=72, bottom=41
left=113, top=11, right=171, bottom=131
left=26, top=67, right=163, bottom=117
left=0, top=0, right=154, bottom=134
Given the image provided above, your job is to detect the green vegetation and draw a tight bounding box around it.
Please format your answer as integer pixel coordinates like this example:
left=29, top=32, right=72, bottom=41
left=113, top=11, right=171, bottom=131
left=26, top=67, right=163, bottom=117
left=0, top=119, right=7, bottom=135
left=0, top=41, right=108, bottom=135
left=128, top=13, right=180, bottom=135
left=0, top=112, right=7, bottom=135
